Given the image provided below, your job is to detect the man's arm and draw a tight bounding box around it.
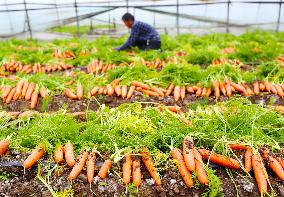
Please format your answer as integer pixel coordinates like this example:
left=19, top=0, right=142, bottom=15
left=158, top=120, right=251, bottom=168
left=116, top=26, right=139, bottom=51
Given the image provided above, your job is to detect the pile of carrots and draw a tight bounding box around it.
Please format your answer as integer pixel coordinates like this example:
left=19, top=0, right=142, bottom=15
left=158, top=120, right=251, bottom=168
left=1, top=61, right=73, bottom=74
left=87, top=60, right=118, bottom=74
left=1, top=80, right=48, bottom=109
left=52, top=49, right=76, bottom=59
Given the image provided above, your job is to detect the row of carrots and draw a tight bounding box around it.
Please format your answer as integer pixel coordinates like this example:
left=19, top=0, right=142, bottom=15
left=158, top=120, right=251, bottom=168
left=2, top=61, right=73, bottom=74
left=52, top=49, right=76, bottom=59
left=1, top=80, right=48, bottom=109
left=87, top=60, right=119, bottom=74
left=212, top=58, right=243, bottom=66
left=0, top=138, right=283, bottom=194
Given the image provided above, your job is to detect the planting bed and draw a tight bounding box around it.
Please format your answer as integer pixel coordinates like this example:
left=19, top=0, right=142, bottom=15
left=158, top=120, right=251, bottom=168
left=0, top=31, right=284, bottom=197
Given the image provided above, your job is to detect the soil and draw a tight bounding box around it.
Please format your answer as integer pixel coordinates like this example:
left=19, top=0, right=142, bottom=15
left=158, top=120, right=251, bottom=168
left=1, top=152, right=284, bottom=197
left=0, top=91, right=283, bottom=113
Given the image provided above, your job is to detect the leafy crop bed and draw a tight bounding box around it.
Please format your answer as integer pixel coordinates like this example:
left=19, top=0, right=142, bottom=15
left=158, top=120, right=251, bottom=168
left=0, top=30, right=283, bottom=197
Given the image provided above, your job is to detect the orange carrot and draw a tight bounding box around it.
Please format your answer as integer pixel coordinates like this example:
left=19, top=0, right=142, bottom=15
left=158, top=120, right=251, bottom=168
left=65, top=142, right=76, bottom=167
left=23, top=144, right=45, bottom=170
left=122, top=153, right=132, bottom=185
left=212, top=81, right=220, bottom=98
left=261, top=148, right=284, bottom=180
left=98, top=160, right=112, bottom=179
left=180, top=86, right=186, bottom=100
left=276, top=157, right=284, bottom=169
left=76, top=85, right=83, bottom=100
left=229, top=144, right=247, bottom=150
left=114, top=85, right=122, bottom=96
left=111, top=79, right=120, bottom=86
left=198, top=149, right=241, bottom=169
left=201, top=88, right=207, bottom=97
left=259, top=83, right=265, bottom=91
left=90, top=86, right=99, bottom=96
left=193, top=148, right=208, bottom=185
left=275, top=84, right=284, bottom=97
left=206, top=87, right=212, bottom=97
left=230, top=85, right=236, bottom=92
left=270, top=84, right=278, bottom=94
left=245, top=147, right=253, bottom=173
left=132, top=81, right=149, bottom=89
left=186, top=86, right=194, bottom=93
left=25, top=83, right=35, bottom=100
left=5, top=88, right=16, bottom=104
left=196, top=87, right=202, bottom=97
left=182, top=137, right=195, bottom=171
left=192, top=86, right=199, bottom=91
left=121, top=85, right=127, bottom=98
left=141, top=89, right=160, bottom=97
left=252, top=154, right=268, bottom=194
left=2, top=86, right=12, bottom=100
left=87, top=153, right=96, bottom=183
left=263, top=80, right=271, bottom=92
left=171, top=148, right=194, bottom=188
left=225, top=83, right=232, bottom=97
left=141, top=148, right=162, bottom=186
left=152, top=86, right=164, bottom=97
left=253, top=81, right=260, bottom=95
left=126, top=85, right=136, bottom=99
left=132, top=156, right=142, bottom=187
left=230, top=82, right=246, bottom=94
left=106, top=84, right=114, bottom=96
left=54, top=145, right=64, bottom=164
left=30, top=90, right=38, bottom=109
left=68, top=152, right=88, bottom=180
left=39, top=86, right=48, bottom=99
left=167, top=106, right=181, bottom=113
left=174, top=86, right=180, bottom=101
left=219, top=83, right=226, bottom=96
left=0, top=139, right=9, bottom=157
left=98, top=87, right=104, bottom=95
left=65, top=88, right=78, bottom=100
left=15, top=80, right=24, bottom=98
left=166, top=83, right=174, bottom=96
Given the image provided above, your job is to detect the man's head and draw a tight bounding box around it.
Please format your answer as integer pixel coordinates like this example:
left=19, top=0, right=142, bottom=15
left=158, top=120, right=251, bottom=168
left=122, top=13, right=135, bottom=28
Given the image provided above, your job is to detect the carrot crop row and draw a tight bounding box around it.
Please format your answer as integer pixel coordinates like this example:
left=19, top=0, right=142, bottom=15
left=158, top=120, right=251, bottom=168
left=52, top=49, right=75, bottom=59
left=87, top=60, right=118, bottom=74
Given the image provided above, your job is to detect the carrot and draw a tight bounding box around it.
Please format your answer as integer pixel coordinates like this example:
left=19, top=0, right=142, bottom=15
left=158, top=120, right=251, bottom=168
left=182, top=137, right=195, bottom=171
left=53, top=145, right=64, bottom=164
left=212, top=81, right=220, bottom=98
left=276, top=157, right=284, bottom=169
left=193, top=148, right=208, bottom=185
left=171, top=148, right=194, bottom=188
left=196, top=87, right=202, bottom=97
left=76, top=85, right=83, bottom=100
left=230, top=82, right=246, bottom=94
left=253, top=81, right=260, bottom=95
left=68, top=152, right=88, bottom=180
left=263, top=80, right=271, bottom=92
left=219, top=83, right=226, bottom=96
left=275, top=84, right=284, bottom=97
left=98, top=87, right=104, bottom=95
left=30, top=90, right=38, bottom=109
left=261, top=148, right=284, bottom=180
left=167, top=106, right=181, bottom=113
left=23, top=144, right=45, bottom=170
left=87, top=153, right=96, bottom=183
left=152, top=86, right=164, bottom=97
left=2, top=86, right=12, bottom=100
left=121, top=85, right=127, bottom=98
left=174, top=86, right=181, bottom=101
left=25, top=83, right=35, bottom=100
left=0, top=139, right=9, bottom=157
left=229, top=144, right=247, bottom=150
left=270, top=84, right=278, bottom=95
left=225, top=83, right=232, bottom=97
left=65, top=142, right=76, bottom=167
left=252, top=154, right=268, bottom=194
left=65, top=88, right=78, bottom=100
left=106, top=84, right=114, bottom=96
left=132, top=156, right=142, bottom=187
left=192, top=86, right=199, bottom=91
left=166, top=83, right=174, bottom=96
left=230, top=85, right=236, bottom=92
left=98, top=159, right=112, bottom=179
left=141, top=89, right=160, bottom=97
left=122, top=153, right=132, bottom=185
left=141, top=148, right=162, bottom=186
left=198, top=149, right=241, bottom=169
left=180, top=86, right=186, bottom=100
left=15, top=80, right=24, bottom=98
left=132, top=81, right=149, bottom=89
left=186, top=86, right=194, bottom=93
left=90, top=86, right=99, bottom=96
left=114, top=85, right=122, bottom=96
left=126, top=85, right=136, bottom=99
left=245, top=147, right=253, bottom=173
left=201, top=88, right=207, bottom=97
left=39, top=86, right=48, bottom=99
left=65, top=80, right=74, bottom=86
left=206, top=87, right=212, bottom=97
left=259, top=83, right=265, bottom=91
left=111, top=79, right=120, bottom=86
left=5, top=88, right=16, bottom=104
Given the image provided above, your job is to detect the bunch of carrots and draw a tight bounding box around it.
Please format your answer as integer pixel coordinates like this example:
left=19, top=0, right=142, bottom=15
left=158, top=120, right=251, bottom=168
left=2, top=80, right=48, bottom=109
left=52, top=49, right=76, bottom=59
left=2, top=61, right=73, bottom=74
left=87, top=60, right=117, bottom=74
left=140, top=57, right=180, bottom=69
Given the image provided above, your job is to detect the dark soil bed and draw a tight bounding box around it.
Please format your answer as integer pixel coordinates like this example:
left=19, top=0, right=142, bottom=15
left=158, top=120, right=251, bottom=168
left=0, top=152, right=284, bottom=197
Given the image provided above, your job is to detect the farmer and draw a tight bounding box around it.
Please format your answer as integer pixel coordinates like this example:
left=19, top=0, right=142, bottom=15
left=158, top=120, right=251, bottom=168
left=115, top=13, right=161, bottom=51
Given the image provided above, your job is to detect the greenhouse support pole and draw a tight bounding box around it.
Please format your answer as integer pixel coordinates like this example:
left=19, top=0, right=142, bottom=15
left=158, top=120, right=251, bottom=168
left=226, top=0, right=230, bottom=33
left=74, top=0, right=80, bottom=37
left=277, top=0, right=283, bottom=32
left=176, top=0, right=180, bottom=35
left=23, top=0, right=32, bottom=38
left=126, top=0, right=129, bottom=12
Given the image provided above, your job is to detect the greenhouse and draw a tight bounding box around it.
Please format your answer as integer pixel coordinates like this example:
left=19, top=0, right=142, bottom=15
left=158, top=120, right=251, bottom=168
left=0, top=1, right=284, bottom=197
